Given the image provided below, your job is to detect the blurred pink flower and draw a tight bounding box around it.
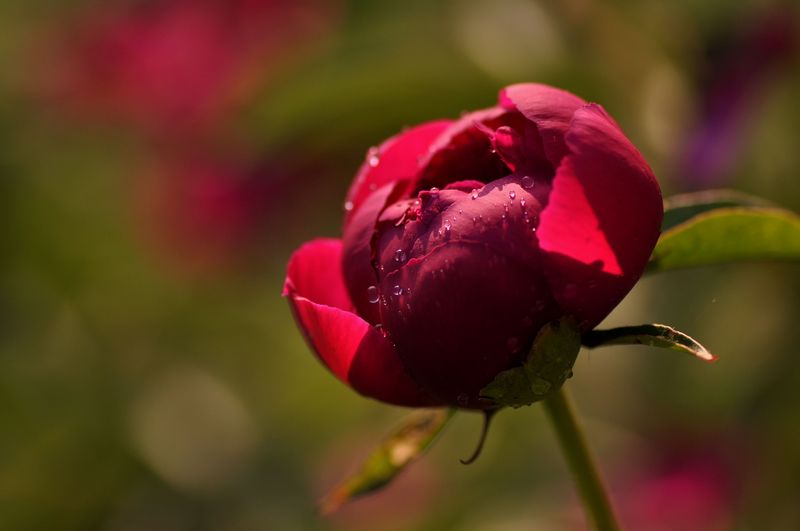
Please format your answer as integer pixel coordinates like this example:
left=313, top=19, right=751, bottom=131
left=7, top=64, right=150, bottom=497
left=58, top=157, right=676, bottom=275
left=604, top=432, right=748, bottom=531
left=134, top=153, right=281, bottom=274
left=40, top=0, right=340, bottom=135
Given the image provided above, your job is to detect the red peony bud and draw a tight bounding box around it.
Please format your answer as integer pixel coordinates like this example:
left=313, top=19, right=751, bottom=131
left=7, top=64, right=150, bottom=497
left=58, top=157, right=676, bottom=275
left=284, top=84, right=663, bottom=409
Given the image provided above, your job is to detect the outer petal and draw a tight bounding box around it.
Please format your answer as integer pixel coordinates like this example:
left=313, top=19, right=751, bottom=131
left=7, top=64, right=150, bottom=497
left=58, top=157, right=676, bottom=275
left=344, top=120, right=451, bottom=227
left=371, top=176, right=560, bottom=407
left=284, top=239, right=439, bottom=407
left=378, top=240, right=559, bottom=408
left=499, top=83, right=587, bottom=167
left=341, top=183, right=398, bottom=325
left=536, top=104, right=663, bottom=329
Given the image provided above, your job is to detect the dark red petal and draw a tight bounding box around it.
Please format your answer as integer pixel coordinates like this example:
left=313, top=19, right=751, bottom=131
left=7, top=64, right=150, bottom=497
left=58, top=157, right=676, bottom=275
left=537, top=104, right=663, bottom=328
left=284, top=239, right=439, bottom=407
left=415, top=107, right=512, bottom=191
left=370, top=176, right=561, bottom=407
left=341, top=184, right=398, bottom=325
left=498, top=83, right=586, bottom=167
left=344, top=120, right=451, bottom=228
left=377, top=240, right=559, bottom=408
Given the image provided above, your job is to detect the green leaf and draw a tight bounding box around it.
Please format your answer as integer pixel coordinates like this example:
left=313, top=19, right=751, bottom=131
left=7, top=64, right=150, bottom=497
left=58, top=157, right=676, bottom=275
left=648, top=207, right=800, bottom=274
left=319, top=408, right=454, bottom=514
left=480, top=318, right=581, bottom=408
left=661, top=189, right=772, bottom=231
left=582, top=324, right=716, bottom=362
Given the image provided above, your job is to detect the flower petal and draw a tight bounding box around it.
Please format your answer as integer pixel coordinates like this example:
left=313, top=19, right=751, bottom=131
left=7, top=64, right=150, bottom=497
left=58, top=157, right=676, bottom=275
left=499, top=83, right=586, bottom=167
left=284, top=238, right=438, bottom=407
left=537, top=104, right=662, bottom=328
left=341, top=184, right=399, bottom=325
left=378, top=240, right=559, bottom=408
left=344, top=120, right=451, bottom=227
left=415, top=107, right=512, bottom=191
left=283, top=238, right=353, bottom=311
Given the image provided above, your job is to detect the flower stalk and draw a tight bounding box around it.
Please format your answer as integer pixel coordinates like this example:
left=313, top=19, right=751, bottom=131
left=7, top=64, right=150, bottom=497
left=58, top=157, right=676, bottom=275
left=542, top=386, right=621, bottom=531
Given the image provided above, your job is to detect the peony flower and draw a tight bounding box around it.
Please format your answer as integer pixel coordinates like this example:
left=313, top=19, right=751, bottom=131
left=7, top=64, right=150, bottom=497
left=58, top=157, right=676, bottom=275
left=284, top=83, right=663, bottom=408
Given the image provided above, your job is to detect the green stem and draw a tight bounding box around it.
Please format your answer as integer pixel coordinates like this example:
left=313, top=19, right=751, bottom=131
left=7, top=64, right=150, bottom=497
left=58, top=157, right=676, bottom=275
left=542, top=386, right=621, bottom=531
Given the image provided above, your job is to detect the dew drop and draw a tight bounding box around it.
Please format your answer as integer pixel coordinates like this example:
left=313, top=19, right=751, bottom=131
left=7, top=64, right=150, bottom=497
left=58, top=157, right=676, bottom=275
left=521, top=175, right=534, bottom=189
left=443, top=219, right=452, bottom=232
left=343, top=201, right=354, bottom=212
left=394, top=249, right=407, bottom=263
left=509, top=190, right=516, bottom=200
left=367, top=146, right=380, bottom=167
left=430, top=187, right=440, bottom=197
left=367, top=286, right=380, bottom=304
left=520, top=199, right=526, bottom=207
left=392, top=285, right=403, bottom=296
left=471, top=189, right=478, bottom=200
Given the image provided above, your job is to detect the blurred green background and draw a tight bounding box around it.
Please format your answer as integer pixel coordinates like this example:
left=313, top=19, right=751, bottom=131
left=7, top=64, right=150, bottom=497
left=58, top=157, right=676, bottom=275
left=1, top=0, right=799, bottom=529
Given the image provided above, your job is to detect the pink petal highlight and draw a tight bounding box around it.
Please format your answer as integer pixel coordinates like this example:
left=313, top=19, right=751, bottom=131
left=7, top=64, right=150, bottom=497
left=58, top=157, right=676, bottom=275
left=285, top=238, right=438, bottom=407
left=538, top=159, right=623, bottom=276
left=284, top=238, right=352, bottom=312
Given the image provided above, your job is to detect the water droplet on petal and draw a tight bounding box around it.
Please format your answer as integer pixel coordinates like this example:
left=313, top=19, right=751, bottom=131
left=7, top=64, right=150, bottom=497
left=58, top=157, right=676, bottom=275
left=520, top=199, right=526, bottom=207
left=394, top=249, right=407, bottom=263
left=392, top=285, right=403, bottom=296
left=367, top=286, right=380, bottom=303
left=521, top=175, right=534, bottom=189
left=509, top=190, right=516, bottom=200
left=343, top=201, right=354, bottom=212
left=367, top=147, right=380, bottom=167
left=430, top=187, right=440, bottom=197
left=443, top=219, right=452, bottom=232
left=471, top=189, right=478, bottom=200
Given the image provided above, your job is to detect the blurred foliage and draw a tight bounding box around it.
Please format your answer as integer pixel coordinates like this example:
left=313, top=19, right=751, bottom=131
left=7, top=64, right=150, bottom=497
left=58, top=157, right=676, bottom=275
left=0, top=0, right=799, bottom=529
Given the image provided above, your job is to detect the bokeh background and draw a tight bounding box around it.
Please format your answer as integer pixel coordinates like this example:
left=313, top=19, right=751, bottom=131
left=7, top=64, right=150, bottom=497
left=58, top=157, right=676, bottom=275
left=1, top=0, right=799, bottom=529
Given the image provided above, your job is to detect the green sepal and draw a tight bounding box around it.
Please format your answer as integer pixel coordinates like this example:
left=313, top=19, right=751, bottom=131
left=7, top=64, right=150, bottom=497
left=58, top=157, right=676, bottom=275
left=582, top=323, right=716, bottom=362
left=319, top=408, right=454, bottom=514
left=480, top=317, right=581, bottom=408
